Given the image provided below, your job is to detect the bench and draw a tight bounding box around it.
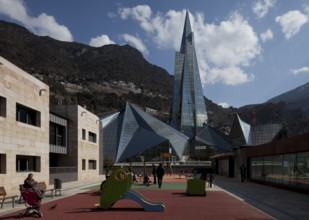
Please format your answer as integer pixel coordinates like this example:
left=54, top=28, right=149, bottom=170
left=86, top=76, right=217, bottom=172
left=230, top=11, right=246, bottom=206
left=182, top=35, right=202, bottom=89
left=37, top=182, right=55, bottom=199
left=0, top=186, right=18, bottom=208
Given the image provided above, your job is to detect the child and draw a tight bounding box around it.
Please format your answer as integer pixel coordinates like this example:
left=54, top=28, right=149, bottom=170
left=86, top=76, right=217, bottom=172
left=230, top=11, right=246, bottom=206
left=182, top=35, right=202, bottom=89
left=143, top=173, right=150, bottom=186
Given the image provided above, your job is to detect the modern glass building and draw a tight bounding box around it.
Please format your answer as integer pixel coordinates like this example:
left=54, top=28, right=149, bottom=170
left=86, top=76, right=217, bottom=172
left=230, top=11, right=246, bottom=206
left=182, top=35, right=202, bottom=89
left=229, top=114, right=287, bottom=147
left=169, top=11, right=208, bottom=140
left=101, top=102, right=189, bottom=164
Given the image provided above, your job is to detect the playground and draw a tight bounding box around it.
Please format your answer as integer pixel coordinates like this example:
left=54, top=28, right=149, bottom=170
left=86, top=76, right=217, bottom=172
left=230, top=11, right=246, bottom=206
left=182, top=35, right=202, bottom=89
left=1, top=168, right=273, bottom=220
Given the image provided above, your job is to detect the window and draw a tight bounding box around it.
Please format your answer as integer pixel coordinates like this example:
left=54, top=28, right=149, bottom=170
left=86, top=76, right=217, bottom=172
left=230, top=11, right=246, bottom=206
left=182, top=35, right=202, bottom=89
left=50, top=122, right=66, bottom=146
left=88, top=160, right=96, bottom=170
left=0, top=154, right=6, bottom=174
left=16, top=155, right=40, bottom=172
left=250, top=152, right=309, bottom=189
left=195, top=146, right=207, bottom=150
left=16, top=103, right=40, bottom=127
left=82, top=129, right=86, bottom=140
left=0, top=96, right=6, bottom=118
left=82, top=159, right=86, bottom=170
left=88, top=131, right=97, bottom=143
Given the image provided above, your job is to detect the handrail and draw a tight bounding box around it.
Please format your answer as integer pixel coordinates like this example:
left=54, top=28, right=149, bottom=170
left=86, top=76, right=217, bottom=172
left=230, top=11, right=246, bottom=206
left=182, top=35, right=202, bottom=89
left=50, top=167, right=77, bottom=174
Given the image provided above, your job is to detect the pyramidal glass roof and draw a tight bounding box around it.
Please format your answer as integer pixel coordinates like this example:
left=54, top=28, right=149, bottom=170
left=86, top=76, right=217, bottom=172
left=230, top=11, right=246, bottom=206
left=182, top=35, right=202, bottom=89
left=101, top=102, right=189, bottom=163
left=195, top=125, right=233, bottom=152
left=229, top=114, right=285, bottom=147
left=251, top=123, right=284, bottom=145
left=237, top=114, right=252, bottom=145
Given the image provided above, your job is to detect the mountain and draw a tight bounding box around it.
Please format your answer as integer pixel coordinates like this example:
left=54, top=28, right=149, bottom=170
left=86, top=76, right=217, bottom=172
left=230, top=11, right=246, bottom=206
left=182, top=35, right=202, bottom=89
left=267, top=82, right=309, bottom=111
left=0, top=19, right=173, bottom=115
left=0, top=19, right=308, bottom=136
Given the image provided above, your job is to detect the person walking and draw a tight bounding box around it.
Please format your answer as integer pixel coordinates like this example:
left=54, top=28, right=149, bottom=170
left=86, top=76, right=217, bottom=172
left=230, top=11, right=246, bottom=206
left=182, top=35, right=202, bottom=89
left=156, top=163, right=165, bottom=188
left=152, top=164, right=157, bottom=184
left=239, top=164, right=247, bottom=182
left=129, top=168, right=138, bottom=184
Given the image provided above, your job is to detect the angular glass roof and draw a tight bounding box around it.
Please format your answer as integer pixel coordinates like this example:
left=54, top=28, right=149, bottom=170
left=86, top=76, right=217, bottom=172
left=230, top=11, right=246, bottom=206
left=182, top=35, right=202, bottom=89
left=101, top=102, right=189, bottom=163
left=195, top=125, right=234, bottom=152
left=229, top=114, right=284, bottom=147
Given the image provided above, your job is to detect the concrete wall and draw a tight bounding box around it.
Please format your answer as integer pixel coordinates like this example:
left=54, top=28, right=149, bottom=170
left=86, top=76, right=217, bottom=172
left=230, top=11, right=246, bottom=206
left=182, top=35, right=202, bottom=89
left=77, top=105, right=100, bottom=180
left=51, top=105, right=101, bottom=181
left=0, top=56, right=50, bottom=194
left=217, top=159, right=230, bottom=177
left=234, top=148, right=248, bottom=180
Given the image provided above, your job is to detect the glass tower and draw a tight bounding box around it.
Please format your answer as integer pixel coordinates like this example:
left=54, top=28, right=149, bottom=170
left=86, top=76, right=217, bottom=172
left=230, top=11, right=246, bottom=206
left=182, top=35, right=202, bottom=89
left=170, top=11, right=208, bottom=140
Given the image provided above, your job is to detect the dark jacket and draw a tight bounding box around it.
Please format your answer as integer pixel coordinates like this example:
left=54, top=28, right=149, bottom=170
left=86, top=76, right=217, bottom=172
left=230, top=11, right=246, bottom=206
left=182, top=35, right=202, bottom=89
left=24, top=178, right=37, bottom=188
left=156, top=166, right=165, bottom=177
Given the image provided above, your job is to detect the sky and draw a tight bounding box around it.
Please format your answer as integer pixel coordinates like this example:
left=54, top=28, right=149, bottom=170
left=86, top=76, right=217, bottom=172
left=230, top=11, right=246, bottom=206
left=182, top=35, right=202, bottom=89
left=0, top=0, right=309, bottom=108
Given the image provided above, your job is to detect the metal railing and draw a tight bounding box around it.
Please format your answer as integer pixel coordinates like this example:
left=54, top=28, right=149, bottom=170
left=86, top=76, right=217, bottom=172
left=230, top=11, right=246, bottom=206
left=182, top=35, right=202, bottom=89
left=115, top=160, right=212, bottom=167
left=50, top=166, right=77, bottom=174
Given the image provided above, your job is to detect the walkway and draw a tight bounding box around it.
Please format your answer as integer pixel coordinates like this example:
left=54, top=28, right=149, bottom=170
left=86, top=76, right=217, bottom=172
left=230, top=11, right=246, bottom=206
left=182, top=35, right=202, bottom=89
left=0, top=175, right=308, bottom=219
left=214, top=176, right=309, bottom=220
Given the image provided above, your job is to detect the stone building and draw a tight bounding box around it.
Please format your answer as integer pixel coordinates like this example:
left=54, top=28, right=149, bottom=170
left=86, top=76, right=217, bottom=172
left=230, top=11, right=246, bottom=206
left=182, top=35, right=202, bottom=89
left=0, top=56, right=103, bottom=195
left=50, top=105, right=103, bottom=183
left=0, top=56, right=50, bottom=194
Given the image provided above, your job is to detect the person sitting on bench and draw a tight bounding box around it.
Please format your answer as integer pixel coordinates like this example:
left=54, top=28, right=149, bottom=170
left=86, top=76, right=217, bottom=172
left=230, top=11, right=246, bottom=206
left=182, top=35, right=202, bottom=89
left=24, top=173, right=45, bottom=199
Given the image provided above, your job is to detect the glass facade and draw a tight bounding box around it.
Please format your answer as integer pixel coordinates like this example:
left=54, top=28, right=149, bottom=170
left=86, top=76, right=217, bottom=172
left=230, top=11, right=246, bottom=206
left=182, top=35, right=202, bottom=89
left=170, top=11, right=208, bottom=139
left=50, top=122, right=66, bottom=146
left=102, top=103, right=189, bottom=163
left=251, top=151, right=309, bottom=191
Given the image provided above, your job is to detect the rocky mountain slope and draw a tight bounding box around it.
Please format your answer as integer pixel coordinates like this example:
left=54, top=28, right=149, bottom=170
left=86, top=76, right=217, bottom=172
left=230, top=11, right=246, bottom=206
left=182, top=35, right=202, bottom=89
left=0, top=19, right=308, bottom=136
left=267, top=82, right=309, bottom=112
left=0, top=20, right=173, bottom=115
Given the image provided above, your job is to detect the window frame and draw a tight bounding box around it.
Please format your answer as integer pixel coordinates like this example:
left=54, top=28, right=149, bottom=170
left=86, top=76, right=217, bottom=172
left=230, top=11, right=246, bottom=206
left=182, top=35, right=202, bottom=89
left=16, top=103, right=41, bottom=127
left=16, top=155, right=41, bottom=172
left=88, top=131, right=97, bottom=143
left=88, top=160, right=97, bottom=170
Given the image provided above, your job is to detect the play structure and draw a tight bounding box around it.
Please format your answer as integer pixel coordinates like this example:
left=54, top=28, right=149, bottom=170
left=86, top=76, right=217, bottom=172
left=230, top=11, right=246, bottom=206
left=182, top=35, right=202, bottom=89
left=186, top=178, right=206, bottom=196
left=185, top=167, right=215, bottom=196
left=98, top=167, right=165, bottom=212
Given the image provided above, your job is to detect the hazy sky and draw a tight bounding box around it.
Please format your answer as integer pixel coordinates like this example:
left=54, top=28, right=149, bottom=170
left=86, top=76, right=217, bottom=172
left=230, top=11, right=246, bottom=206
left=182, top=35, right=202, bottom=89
left=0, top=0, right=309, bottom=108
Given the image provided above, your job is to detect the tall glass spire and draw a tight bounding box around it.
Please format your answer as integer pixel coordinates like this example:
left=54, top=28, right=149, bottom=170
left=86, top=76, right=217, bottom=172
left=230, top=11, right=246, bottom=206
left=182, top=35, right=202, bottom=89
left=170, top=11, right=208, bottom=140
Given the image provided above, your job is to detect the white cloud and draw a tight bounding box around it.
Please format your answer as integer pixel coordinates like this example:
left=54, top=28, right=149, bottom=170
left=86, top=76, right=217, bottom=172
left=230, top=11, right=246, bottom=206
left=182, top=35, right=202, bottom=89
left=260, top=29, right=273, bottom=42
left=107, top=12, right=117, bottom=18
left=305, top=4, right=309, bottom=16
left=118, top=5, right=153, bottom=32
left=0, top=0, right=73, bottom=42
left=150, top=10, right=185, bottom=50
left=218, top=102, right=230, bottom=108
left=118, top=6, right=184, bottom=50
left=194, top=12, right=260, bottom=85
left=0, top=0, right=28, bottom=21
left=291, top=66, right=309, bottom=75
left=252, top=0, right=276, bottom=18
left=121, top=34, right=149, bottom=56
left=196, top=13, right=260, bottom=68
left=29, top=13, right=73, bottom=42
left=275, top=10, right=309, bottom=39
left=207, top=66, right=255, bottom=85
left=117, top=7, right=261, bottom=86
left=89, top=35, right=115, bottom=47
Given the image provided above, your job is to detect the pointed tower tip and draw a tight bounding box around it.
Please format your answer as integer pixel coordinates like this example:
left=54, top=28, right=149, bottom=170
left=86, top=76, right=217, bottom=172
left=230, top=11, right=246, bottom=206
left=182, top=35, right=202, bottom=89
left=185, top=10, right=190, bottom=18
left=184, top=10, right=191, bottom=27
left=180, top=9, right=192, bottom=52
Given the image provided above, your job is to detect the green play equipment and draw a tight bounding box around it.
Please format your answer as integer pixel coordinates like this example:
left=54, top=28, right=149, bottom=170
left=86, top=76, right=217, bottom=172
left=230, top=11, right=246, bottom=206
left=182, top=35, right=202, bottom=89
left=98, top=167, right=165, bottom=212
left=186, top=179, right=206, bottom=196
